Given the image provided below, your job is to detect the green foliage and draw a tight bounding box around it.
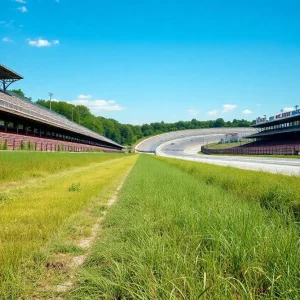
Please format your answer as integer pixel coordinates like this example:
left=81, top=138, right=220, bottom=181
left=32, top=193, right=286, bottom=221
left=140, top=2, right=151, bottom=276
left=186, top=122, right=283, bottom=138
left=68, top=183, right=81, bottom=192
left=10, top=89, right=25, bottom=98
left=0, top=140, right=8, bottom=150
left=19, top=141, right=35, bottom=151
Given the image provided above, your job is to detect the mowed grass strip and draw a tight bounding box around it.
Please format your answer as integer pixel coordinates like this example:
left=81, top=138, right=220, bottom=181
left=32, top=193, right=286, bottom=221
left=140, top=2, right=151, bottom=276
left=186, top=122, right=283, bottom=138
left=0, top=152, right=123, bottom=184
left=68, top=155, right=300, bottom=299
left=0, top=154, right=137, bottom=299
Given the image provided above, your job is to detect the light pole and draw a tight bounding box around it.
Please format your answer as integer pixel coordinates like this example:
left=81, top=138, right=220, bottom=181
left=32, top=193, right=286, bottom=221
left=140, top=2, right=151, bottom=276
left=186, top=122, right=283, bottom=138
left=72, top=107, right=74, bottom=122
left=49, top=92, right=53, bottom=111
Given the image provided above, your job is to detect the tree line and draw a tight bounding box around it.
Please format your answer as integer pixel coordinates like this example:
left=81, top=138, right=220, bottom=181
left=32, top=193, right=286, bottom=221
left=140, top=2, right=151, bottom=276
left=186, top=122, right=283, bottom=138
left=10, top=89, right=255, bottom=145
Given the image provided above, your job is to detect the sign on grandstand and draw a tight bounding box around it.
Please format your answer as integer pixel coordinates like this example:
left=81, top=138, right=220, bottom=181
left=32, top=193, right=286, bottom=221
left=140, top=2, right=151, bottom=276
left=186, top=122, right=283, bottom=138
left=256, top=108, right=300, bottom=124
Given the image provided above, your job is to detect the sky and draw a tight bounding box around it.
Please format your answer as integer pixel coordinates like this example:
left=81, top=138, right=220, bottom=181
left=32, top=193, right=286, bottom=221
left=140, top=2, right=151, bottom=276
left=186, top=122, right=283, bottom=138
left=1, top=0, right=300, bottom=125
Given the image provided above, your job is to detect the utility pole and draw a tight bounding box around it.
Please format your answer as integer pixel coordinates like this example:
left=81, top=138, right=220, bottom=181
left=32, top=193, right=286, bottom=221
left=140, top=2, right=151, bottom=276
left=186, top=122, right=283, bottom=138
left=72, top=107, right=74, bottom=122
left=49, top=92, right=53, bottom=111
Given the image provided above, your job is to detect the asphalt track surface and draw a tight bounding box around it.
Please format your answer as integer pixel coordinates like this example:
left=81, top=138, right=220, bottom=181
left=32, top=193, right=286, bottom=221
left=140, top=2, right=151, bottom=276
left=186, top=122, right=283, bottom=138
left=135, top=128, right=300, bottom=176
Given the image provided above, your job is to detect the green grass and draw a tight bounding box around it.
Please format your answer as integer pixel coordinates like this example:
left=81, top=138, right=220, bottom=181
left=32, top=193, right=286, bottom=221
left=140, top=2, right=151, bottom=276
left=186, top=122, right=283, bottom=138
left=68, top=155, right=300, bottom=299
left=0, top=154, right=138, bottom=299
left=0, top=152, right=124, bottom=184
left=156, top=156, right=300, bottom=220
left=204, top=141, right=249, bottom=149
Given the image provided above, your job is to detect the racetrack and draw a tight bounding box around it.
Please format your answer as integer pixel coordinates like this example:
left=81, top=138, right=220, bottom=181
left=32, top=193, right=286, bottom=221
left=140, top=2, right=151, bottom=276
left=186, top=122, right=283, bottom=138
left=135, top=128, right=300, bottom=176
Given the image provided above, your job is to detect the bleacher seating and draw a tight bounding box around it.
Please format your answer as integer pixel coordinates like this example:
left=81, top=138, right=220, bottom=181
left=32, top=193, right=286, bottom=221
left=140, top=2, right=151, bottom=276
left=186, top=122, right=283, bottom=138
left=202, top=139, right=300, bottom=155
left=0, top=132, right=120, bottom=152
left=0, top=90, right=121, bottom=148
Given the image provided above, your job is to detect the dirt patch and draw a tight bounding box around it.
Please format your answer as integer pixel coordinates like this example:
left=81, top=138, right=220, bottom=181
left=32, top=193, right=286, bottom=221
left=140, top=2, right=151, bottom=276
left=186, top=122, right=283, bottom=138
left=41, top=166, right=133, bottom=296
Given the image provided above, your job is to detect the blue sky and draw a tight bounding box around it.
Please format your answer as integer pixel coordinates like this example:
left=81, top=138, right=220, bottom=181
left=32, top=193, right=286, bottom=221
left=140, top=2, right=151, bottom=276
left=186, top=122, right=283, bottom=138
left=1, top=0, right=300, bottom=124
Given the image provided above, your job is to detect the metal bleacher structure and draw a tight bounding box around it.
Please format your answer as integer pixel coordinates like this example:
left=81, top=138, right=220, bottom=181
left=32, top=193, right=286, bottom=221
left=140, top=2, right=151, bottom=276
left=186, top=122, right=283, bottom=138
left=202, top=108, right=300, bottom=155
left=0, top=63, right=123, bottom=152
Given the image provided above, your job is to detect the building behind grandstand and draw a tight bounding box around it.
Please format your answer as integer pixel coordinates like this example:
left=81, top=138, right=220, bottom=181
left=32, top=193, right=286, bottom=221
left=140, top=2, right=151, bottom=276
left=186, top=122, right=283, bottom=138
left=0, top=63, right=123, bottom=152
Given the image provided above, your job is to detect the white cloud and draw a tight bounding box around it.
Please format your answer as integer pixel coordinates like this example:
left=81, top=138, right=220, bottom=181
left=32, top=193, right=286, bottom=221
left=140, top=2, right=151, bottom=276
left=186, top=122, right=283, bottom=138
left=70, top=99, right=125, bottom=114
left=15, top=0, right=26, bottom=3
left=222, top=104, right=237, bottom=113
left=0, top=20, right=14, bottom=28
left=282, top=107, right=294, bottom=112
left=28, top=39, right=60, bottom=47
left=17, top=6, right=28, bottom=13
left=242, top=109, right=253, bottom=115
left=2, top=37, right=12, bottom=43
left=207, top=110, right=217, bottom=116
left=187, top=109, right=200, bottom=116
left=78, top=94, right=92, bottom=99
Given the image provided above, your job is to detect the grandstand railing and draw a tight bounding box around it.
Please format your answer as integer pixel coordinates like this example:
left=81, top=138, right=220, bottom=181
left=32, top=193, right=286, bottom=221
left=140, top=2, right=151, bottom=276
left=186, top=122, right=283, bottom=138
left=201, top=145, right=300, bottom=156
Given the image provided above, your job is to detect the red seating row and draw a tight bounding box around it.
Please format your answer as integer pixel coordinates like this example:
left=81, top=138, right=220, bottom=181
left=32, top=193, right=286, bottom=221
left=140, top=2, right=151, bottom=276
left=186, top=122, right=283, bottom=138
left=0, top=132, right=121, bottom=152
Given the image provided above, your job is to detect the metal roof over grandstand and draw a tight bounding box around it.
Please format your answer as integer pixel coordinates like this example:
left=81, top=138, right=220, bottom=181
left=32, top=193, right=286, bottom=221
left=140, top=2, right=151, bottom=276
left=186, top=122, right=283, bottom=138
left=0, top=63, right=23, bottom=91
left=0, top=64, right=23, bottom=80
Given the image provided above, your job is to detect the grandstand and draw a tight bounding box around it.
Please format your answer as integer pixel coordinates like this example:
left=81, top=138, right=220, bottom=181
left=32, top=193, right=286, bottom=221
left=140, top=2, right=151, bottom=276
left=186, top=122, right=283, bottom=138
left=0, top=64, right=123, bottom=151
left=202, top=107, right=300, bottom=155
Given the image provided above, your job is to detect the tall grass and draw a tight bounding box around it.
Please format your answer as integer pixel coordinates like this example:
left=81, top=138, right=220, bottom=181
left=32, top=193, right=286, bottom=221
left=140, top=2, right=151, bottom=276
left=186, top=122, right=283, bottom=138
left=156, top=156, right=300, bottom=221
left=0, top=152, right=124, bottom=183
left=69, top=155, right=300, bottom=299
left=0, top=155, right=138, bottom=299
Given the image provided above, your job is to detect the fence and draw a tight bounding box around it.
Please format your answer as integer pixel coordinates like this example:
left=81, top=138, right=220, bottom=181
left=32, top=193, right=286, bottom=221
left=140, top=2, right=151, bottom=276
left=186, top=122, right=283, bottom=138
left=201, top=145, right=300, bottom=156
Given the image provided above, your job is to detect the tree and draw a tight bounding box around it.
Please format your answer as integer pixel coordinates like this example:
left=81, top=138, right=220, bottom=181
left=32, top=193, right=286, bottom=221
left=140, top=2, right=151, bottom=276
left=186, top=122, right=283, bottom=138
left=214, top=118, right=225, bottom=127
left=10, top=89, right=25, bottom=97
left=10, top=88, right=32, bottom=100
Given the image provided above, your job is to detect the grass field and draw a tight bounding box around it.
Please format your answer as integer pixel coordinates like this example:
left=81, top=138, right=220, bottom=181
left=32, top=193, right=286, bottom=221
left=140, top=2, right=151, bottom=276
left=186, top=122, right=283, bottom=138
left=0, top=152, right=137, bottom=299
left=0, top=152, right=123, bottom=184
left=1, top=152, right=300, bottom=299
left=67, top=155, right=300, bottom=299
left=203, top=141, right=249, bottom=149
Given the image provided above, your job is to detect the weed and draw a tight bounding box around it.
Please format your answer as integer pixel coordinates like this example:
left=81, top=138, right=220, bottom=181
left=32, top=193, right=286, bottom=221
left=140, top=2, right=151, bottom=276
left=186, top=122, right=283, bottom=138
left=69, top=183, right=81, bottom=192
